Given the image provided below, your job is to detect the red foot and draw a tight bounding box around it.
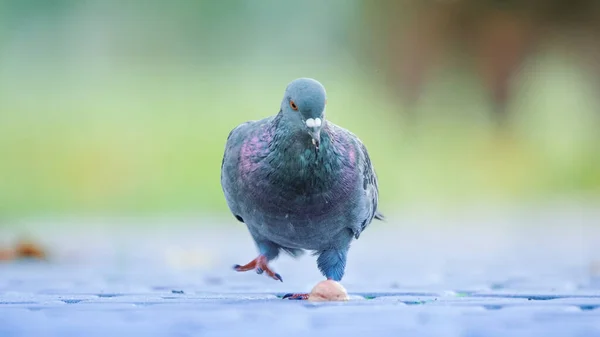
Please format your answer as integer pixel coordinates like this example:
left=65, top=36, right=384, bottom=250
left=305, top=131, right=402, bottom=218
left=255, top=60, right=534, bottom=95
left=233, top=255, right=282, bottom=282
left=282, top=293, right=309, bottom=300
left=282, top=278, right=334, bottom=300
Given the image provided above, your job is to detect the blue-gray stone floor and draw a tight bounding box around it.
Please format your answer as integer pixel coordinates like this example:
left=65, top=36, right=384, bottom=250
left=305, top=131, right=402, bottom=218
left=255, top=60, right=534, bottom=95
left=1, top=207, right=600, bottom=336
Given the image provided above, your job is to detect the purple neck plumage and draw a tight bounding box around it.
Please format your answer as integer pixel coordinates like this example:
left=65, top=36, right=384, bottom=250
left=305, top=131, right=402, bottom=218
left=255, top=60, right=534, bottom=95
left=237, top=113, right=360, bottom=218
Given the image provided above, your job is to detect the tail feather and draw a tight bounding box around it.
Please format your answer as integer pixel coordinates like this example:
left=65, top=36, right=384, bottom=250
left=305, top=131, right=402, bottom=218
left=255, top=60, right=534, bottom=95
left=374, top=211, right=385, bottom=221
left=280, top=247, right=305, bottom=258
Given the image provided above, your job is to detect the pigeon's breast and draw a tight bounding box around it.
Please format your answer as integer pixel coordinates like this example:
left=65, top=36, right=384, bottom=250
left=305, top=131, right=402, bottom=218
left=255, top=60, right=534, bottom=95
left=242, top=132, right=357, bottom=215
left=235, top=130, right=363, bottom=249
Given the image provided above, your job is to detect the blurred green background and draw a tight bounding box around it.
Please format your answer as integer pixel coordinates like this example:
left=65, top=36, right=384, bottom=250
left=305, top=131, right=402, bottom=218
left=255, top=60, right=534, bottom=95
left=0, top=0, right=599, bottom=224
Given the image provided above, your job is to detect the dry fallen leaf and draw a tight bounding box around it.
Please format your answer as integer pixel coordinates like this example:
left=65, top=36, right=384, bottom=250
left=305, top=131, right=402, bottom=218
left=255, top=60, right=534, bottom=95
left=0, top=240, right=47, bottom=261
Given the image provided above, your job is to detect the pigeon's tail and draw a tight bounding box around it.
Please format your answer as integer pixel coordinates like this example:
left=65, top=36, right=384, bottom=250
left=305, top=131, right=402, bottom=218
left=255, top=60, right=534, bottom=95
left=280, top=246, right=305, bottom=258
left=374, top=211, right=385, bottom=221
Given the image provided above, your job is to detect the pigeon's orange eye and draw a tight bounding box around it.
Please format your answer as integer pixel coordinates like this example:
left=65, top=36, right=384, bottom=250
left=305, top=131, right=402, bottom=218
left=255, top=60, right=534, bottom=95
left=290, top=100, right=298, bottom=111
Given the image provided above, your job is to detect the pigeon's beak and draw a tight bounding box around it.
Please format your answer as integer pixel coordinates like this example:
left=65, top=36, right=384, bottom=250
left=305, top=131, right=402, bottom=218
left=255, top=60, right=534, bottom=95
left=305, top=118, right=322, bottom=150
left=308, top=128, right=321, bottom=149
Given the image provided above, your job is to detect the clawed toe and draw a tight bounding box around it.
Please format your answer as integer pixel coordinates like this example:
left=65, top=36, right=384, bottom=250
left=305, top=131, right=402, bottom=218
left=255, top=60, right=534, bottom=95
left=262, top=268, right=283, bottom=282
left=233, top=255, right=283, bottom=282
left=282, top=293, right=309, bottom=300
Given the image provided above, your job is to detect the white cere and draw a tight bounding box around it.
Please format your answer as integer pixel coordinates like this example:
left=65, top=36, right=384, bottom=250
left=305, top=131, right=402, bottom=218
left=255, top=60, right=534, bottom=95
left=305, top=118, right=322, bottom=128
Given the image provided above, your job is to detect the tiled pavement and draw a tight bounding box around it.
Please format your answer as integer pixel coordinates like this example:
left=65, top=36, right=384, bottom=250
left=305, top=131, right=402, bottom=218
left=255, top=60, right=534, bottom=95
left=1, top=210, right=599, bottom=336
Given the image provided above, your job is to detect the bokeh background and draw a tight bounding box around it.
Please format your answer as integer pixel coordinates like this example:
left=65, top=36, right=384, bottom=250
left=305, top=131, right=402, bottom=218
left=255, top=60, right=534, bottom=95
left=0, top=0, right=598, bottom=235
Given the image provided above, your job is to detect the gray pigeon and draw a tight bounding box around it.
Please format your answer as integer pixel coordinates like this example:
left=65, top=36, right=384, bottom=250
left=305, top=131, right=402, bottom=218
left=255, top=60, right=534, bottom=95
left=220, top=78, right=383, bottom=299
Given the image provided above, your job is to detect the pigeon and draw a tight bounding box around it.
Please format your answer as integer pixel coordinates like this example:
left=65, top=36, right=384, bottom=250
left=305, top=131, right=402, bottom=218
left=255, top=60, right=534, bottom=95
left=220, top=78, right=383, bottom=299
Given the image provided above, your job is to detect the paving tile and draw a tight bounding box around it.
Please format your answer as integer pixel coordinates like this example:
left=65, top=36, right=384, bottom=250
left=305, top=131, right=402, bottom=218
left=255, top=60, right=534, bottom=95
left=1, top=223, right=600, bottom=336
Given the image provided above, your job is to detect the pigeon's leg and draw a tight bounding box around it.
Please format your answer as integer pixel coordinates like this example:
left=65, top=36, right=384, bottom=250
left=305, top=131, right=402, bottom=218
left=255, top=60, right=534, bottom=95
left=315, top=246, right=349, bottom=282
left=233, top=240, right=283, bottom=282
left=283, top=244, right=350, bottom=300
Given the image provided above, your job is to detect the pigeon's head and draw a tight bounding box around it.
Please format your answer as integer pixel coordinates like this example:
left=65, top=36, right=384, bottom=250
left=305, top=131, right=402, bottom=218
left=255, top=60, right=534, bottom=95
left=280, top=78, right=327, bottom=149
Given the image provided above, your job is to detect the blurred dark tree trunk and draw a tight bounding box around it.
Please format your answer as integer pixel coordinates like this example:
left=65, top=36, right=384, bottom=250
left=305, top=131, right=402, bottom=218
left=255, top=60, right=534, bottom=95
left=361, top=0, right=600, bottom=128
left=470, top=10, right=538, bottom=127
